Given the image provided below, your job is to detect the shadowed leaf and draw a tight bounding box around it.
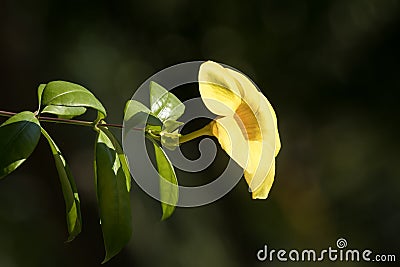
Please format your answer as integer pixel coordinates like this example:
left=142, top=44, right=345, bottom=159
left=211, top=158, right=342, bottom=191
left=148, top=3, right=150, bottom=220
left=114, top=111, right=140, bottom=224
left=94, top=128, right=132, bottom=263
left=41, top=128, right=82, bottom=241
left=0, top=111, right=41, bottom=179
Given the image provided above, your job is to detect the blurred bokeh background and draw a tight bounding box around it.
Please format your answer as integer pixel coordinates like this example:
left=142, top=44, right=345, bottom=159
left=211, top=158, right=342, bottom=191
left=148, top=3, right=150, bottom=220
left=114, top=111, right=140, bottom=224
left=1, top=0, right=399, bottom=266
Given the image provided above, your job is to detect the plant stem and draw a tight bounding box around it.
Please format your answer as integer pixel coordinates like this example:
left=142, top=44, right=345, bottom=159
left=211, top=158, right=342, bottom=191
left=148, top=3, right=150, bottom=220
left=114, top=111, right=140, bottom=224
left=0, top=110, right=123, bottom=129
left=179, top=121, right=214, bottom=144
left=1, top=109, right=215, bottom=141
left=0, top=110, right=17, bottom=117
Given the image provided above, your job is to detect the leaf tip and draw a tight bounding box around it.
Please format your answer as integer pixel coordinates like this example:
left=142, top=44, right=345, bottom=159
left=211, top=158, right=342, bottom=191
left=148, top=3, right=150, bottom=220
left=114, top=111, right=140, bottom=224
left=160, top=204, right=176, bottom=221
left=65, top=235, right=76, bottom=243
left=101, top=256, right=112, bottom=264
left=101, top=248, right=124, bottom=264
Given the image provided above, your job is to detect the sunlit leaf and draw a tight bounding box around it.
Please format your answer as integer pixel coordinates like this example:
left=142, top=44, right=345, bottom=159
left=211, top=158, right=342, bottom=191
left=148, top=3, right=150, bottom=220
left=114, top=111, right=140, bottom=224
left=124, top=100, right=162, bottom=132
left=149, top=81, right=185, bottom=122
left=153, top=143, right=179, bottom=220
left=0, top=111, right=41, bottom=179
left=163, top=120, right=184, bottom=132
left=41, top=128, right=82, bottom=241
left=41, top=81, right=107, bottom=118
left=37, top=83, right=46, bottom=111
left=99, top=126, right=131, bottom=192
left=42, top=105, right=87, bottom=119
left=124, top=100, right=150, bottom=122
left=94, top=128, right=132, bottom=263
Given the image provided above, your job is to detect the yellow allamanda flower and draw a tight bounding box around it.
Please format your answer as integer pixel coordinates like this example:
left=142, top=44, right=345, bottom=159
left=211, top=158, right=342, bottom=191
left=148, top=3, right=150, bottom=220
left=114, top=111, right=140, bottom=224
left=198, top=61, right=281, bottom=199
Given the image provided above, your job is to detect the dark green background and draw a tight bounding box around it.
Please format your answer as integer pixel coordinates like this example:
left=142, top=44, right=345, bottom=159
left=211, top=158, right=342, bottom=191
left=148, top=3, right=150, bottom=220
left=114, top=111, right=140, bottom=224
left=1, top=0, right=399, bottom=266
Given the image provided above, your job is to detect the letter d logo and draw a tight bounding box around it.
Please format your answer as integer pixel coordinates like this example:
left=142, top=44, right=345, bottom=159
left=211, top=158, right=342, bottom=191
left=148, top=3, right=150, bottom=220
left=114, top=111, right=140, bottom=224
left=257, top=245, right=268, bottom=261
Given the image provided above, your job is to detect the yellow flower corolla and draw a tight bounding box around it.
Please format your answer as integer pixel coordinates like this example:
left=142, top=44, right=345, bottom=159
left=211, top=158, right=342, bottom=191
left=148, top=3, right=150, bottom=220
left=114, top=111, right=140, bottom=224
left=199, top=61, right=281, bottom=199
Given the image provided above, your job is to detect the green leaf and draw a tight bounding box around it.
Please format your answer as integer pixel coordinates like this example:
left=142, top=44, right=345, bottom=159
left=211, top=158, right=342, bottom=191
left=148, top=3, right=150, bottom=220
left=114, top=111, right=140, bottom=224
left=95, top=128, right=132, bottom=263
left=99, top=126, right=131, bottom=192
left=149, top=81, right=185, bottom=122
left=41, top=81, right=107, bottom=118
left=42, top=105, right=87, bottom=119
left=153, top=143, right=179, bottom=220
left=0, top=111, right=41, bottom=179
left=124, top=100, right=150, bottom=122
left=37, top=83, right=46, bottom=111
left=41, top=128, right=82, bottom=241
left=124, top=100, right=162, bottom=132
left=124, top=100, right=151, bottom=128
left=163, top=119, right=184, bottom=132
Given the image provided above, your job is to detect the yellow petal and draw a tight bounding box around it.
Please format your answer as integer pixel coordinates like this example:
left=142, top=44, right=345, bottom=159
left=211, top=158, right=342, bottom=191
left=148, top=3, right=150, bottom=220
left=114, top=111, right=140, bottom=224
left=225, top=68, right=261, bottom=113
left=244, top=140, right=275, bottom=197
left=251, top=160, right=276, bottom=199
left=241, top=93, right=277, bottom=197
left=259, top=92, right=281, bottom=156
left=234, top=101, right=262, bottom=141
left=215, top=116, right=276, bottom=199
left=212, top=116, right=249, bottom=169
left=199, top=61, right=242, bottom=116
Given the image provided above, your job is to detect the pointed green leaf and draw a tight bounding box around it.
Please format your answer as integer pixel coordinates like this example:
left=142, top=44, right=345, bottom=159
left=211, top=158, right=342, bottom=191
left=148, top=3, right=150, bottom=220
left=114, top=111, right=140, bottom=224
left=124, top=100, right=150, bottom=122
left=124, top=100, right=162, bottom=132
left=0, top=111, right=41, bottom=179
left=124, top=100, right=151, bottom=129
left=95, top=128, right=132, bottom=263
left=42, top=105, right=87, bottom=119
left=163, top=120, right=184, bottom=132
left=149, top=81, right=185, bottom=122
left=37, top=83, right=46, bottom=110
left=41, top=128, right=82, bottom=241
left=153, top=143, right=179, bottom=220
left=99, top=126, right=131, bottom=192
left=41, top=81, right=107, bottom=118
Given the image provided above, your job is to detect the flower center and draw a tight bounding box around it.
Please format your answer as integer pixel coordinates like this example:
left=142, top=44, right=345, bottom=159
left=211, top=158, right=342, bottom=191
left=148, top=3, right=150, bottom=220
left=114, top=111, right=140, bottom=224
left=234, top=101, right=261, bottom=141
